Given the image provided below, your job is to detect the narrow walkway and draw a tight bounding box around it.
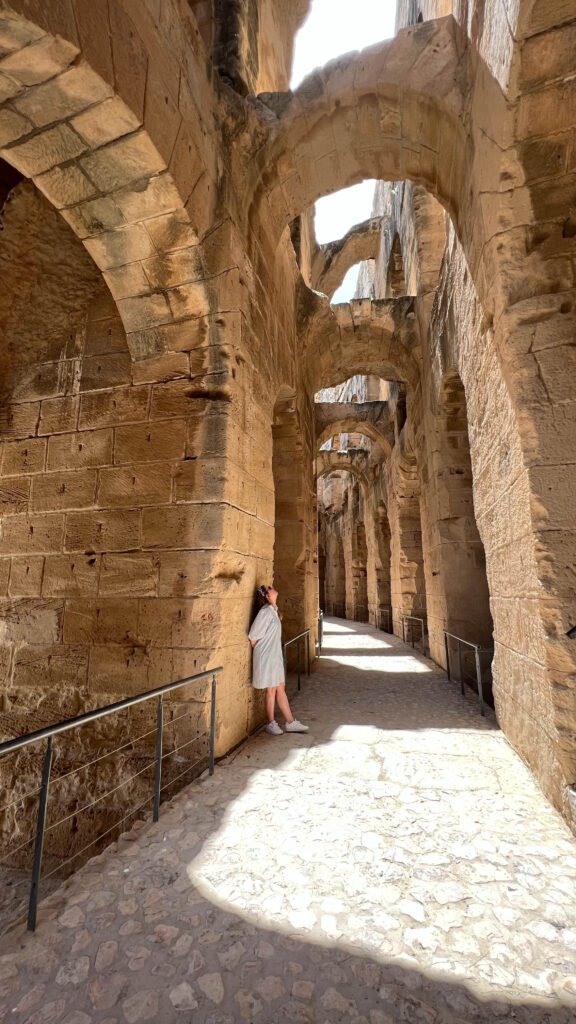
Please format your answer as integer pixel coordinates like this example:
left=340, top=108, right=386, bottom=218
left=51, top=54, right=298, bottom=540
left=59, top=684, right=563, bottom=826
left=1, top=619, right=576, bottom=1023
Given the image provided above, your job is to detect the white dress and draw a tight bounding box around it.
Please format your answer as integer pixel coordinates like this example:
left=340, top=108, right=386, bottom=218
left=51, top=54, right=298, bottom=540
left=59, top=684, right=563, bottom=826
left=249, top=605, right=285, bottom=689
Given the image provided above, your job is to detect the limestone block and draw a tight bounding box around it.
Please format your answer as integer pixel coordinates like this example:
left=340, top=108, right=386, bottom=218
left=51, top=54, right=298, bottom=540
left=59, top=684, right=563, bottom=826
left=143, top=61, right=182, bottom=164
left=13, top=643, right=88, bottom=691
left=71, top=94, right=141, bottom=149
left=0, top=558, right=9, bottom=597
left=84, top=317, right=128, bottom=358
left=1, top=437, right=46, bottom=476
left=2, top=123, right=87, bottom=176
left=0, top=600, right=62, bottom=645
left=131, top=352, right=190, bottom=385
left=113, top=174, right=184, bottom=225
left=99, top=553, right=158, bottom=597
left=37, top=397, right=78, bottom=438
left=79, top=387, right=150, bottom=430
left=35, top=165, right=98, bottom=210
left=0, top=107, right=33, bottom=147
left=86, top=643, right=173, bottom=696
left=157, top=550, right=238, bottom=598
left=0, top=32, right=76, bottom=85
left=14, top=63, right=113, bottom=127
left=116, top=292, right=173, bottom=331
left=12, top=361, right=73, bottom=404
left=114, top=420, right=187, bottom=464
left=150, top=381, right=209, bottom=419
left=108, top=1, right=148, bottom=120
left=103, top=262, right=150, bottom=302
left=0, top=476, right=30, bottom=516
left=518, top=82, right=576, bottom=140
left=168, top=126, right=205, bottom=208
left=79, top=353, right=132, bottom=392
left=63, top=598, right=139, bottom=644
left=31, top=470, right=97, bottom=512
left=144, top=209, right=199, bottom=255
left=142, top=503, right=251, bottom=552
left=142, top=249, right=202, bottom=292
left=42, top=554, right=100, bottom=598
left=64, top=509, right=141, bottom=553
left=0, top=513, right=65, bottom=555
left=8, top=555, right=44, bottom=598
left=0, top=70, right=22, bottom=103
left=84, top=224, right=157, bottom=272
left=0, top=402, right=40, bottom=441
left=97, top=464, right=172, bottom=508
left=80, top=132, right=165, bottom=193
left=47, top=429, right=113, bottom=472
left=74, top=0, right=114, bottom=83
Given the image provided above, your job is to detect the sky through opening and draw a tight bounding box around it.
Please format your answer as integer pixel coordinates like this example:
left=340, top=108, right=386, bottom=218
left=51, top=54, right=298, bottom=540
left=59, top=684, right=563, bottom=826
left=291, top=0, right=397, bottom=302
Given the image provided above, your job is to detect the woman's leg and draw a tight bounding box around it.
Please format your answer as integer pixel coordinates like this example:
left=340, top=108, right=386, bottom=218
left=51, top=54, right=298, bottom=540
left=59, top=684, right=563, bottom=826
left=265, top=686, right=278, bottom=722
left=274, top=683, right=294, bottom=724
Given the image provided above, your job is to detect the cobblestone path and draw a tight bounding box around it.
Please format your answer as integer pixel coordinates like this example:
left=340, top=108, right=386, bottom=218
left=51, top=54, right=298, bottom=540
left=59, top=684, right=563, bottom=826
left=1, top=619, right=576, bottom=1023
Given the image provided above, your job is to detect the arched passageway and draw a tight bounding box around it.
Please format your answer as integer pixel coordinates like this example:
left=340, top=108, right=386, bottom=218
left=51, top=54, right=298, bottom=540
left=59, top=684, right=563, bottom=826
left=427, top=372, right=494, bottom=701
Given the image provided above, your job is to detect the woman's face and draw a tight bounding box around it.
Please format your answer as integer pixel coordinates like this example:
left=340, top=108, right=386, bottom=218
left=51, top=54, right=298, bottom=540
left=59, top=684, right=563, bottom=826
left=266, top=586, right=278, bottom=602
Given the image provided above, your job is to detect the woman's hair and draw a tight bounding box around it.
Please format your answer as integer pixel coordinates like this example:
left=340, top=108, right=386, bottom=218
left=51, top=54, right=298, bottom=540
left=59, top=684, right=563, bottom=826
left=251, top=584, right=270, bottom=624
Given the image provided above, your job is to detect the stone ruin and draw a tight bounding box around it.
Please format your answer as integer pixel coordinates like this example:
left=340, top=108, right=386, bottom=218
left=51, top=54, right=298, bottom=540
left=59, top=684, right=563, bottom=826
left=0, top=0, right=575, bottom=876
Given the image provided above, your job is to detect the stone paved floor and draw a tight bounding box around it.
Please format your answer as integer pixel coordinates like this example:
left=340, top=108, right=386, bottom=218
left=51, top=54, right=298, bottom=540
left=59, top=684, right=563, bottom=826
left=1, top=618, right=576, bottom=1023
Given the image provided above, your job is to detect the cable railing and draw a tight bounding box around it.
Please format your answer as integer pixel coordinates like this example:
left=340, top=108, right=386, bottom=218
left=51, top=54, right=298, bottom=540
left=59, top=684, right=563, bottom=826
left=0, top=667, right=222, bottom=932
left=443, top=630, right=493, bottom=716
left=352, top=603, right=369, bottom=623
left=402, top=614, right=428, bottom=655
left=375, top=607, right=392, bottom=633
left=283, top=630, right=311, bottom=691
left=325, top=600, right=346, bottom=618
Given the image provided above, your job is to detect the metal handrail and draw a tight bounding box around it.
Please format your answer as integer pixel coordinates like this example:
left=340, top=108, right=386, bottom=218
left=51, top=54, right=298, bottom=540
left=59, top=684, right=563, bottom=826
left=283, top=630, right=311, bottom=691
left=0, top=667, right=222, bottom=932
left=318, top=610, right=324, bottom=651
left=402, top=614, right=428, bottom=655
left=443, top=629, right=492, bottom=716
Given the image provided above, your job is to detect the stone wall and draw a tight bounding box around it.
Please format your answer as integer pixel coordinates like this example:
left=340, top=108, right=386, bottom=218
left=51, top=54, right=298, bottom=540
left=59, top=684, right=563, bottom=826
left=0, top=0, right=575, bottom=852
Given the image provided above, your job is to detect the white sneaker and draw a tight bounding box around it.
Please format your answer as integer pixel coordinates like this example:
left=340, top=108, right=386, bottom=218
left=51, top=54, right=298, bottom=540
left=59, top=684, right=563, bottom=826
left=265, top=721, right=283, bottom=735
left=285, top=719, right=308, bottom=733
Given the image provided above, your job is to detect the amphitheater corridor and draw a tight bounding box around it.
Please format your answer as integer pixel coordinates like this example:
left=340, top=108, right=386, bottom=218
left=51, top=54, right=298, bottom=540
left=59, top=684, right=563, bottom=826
left=1, top=618, right=575, bottom=1024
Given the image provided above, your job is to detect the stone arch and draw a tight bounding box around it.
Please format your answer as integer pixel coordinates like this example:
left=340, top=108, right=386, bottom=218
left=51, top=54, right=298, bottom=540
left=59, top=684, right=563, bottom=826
left=0, top=10, right=211, bottom=362
left=311, top=217, right=383, bottom=298
left=245, top=17, right=471, bottom=247
left=316, top=420, right=391, bottom=456
left=428, top=370, right=494, bottom=700
left=317, top=450, right=370, bottom=493
left=304, top=297, right=421, bottom=395
left=385, top=235, right=406, bottom=298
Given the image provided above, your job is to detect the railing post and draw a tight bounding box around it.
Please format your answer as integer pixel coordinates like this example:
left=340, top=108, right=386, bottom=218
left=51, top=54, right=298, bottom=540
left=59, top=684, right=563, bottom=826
left=444, top=631, right=451, bottom=680
left=306, top=632, right=311, bottom=676
left=209, top=673, right=217, bottom=774
left=402, top=617, right=405, bottom=643
left=297, top=639, right=301, bottom=692
left=153, top=695, right=163, bottom=823
left=474, top=648, right=485, bottom=717
left=28, top=736, right=53, bottom=932
left=458, top=641, right=464, bottom=697
left=410, top=620, right=414, bottom=648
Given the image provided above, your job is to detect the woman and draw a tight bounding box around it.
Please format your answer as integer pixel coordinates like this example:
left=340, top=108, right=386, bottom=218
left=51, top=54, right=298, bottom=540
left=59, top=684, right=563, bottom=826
left=249, top=585, right=308, bottom=735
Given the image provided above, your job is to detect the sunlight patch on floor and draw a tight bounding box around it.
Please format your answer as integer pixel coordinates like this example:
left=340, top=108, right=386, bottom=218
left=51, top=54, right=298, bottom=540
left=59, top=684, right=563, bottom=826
left=323, top=653, right=433, bottom=673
